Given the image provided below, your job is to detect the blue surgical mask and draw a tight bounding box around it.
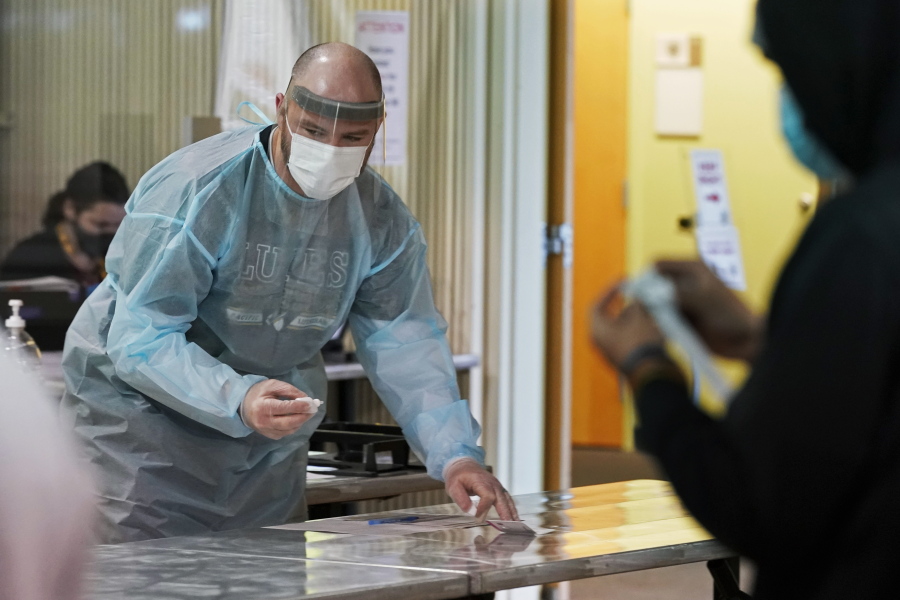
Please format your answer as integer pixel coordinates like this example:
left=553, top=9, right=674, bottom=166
left=780, top=85, right=851, bottom=181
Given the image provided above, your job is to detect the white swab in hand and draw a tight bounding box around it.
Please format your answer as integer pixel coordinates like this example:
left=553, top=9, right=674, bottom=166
left=293, top=397, right=322, bottom=412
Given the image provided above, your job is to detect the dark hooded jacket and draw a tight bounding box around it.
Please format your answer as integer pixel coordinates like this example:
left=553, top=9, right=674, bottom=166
left=635, top=1, right=900, bottom=598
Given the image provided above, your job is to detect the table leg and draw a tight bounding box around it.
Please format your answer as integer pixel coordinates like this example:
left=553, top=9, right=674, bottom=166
left=708, top=557, right=750, bottom=600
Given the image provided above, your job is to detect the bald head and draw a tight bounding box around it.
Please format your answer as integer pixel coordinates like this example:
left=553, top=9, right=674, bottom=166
left=290, top=42, right=382, bottom=103
left=273, top=42, right=384, bottom=194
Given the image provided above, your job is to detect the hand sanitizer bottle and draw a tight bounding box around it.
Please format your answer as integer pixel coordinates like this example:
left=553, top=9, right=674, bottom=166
left=4, top=299, right=42, bottom=371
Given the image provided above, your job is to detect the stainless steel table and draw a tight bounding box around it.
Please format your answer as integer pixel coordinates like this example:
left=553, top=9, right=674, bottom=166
left=86, top=540, right=469, bottom=600
left=86, top=480, right=740, bottom=599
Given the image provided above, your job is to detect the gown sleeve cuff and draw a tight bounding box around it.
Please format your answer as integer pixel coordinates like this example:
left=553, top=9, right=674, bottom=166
left=226, top=373, right=268, bottom=437
left=401, top=399, right=486, bottom=481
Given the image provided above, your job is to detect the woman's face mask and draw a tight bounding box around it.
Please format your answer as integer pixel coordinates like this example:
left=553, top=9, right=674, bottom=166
left=72, top=201, right=125, bottom=257
left=780, top=85, right=851, bottom=182
left=76, top=228, right=116, bottom=258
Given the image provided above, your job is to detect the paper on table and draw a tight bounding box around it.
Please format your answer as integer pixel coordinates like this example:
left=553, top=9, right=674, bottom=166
left=487, top=520, right=537, bottom=536
left=489, top=516, right=557, bottom=537
left=307, top=465, right=337, bottom=472
left=270, top=512, right=484, bottom=536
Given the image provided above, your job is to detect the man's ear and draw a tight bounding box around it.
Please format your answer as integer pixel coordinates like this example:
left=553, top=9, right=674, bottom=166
left=62, top=197, right=76, bottom=221
left=275, top=92, right=285, bottom=113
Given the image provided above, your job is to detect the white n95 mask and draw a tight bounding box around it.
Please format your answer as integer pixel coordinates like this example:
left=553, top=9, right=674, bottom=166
left=285, top=122, right=369, bottom=200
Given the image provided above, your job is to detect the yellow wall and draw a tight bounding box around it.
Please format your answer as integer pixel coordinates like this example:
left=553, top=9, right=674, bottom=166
left=570, top=0, right=629, bottom=447
left=627, top=0, right=816, bottom=309
left=623, top=0, right=818, bottom=439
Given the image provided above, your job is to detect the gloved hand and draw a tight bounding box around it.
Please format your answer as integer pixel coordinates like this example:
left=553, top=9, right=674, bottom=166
left=655, top=260, right=763, bottom=362
left=444, top=458, right=519, bottom=522
left=240, top=379, right=318, bottom=440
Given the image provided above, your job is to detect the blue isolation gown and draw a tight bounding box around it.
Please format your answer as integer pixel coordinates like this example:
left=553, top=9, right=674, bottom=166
left=61, top=126, right=485, bottom=543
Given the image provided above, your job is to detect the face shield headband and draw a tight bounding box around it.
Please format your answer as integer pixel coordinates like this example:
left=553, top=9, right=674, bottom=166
left=290, top=85, right=385, bottom=121
left=289, top=85, right=387, bottom=163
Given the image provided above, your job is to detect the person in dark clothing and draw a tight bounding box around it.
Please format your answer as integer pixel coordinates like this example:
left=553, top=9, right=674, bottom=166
left=41, top=190, right=71, bottom=231
left=0, top=162, right=130, bottom=289
left=591, top=1, right=900, bottom=598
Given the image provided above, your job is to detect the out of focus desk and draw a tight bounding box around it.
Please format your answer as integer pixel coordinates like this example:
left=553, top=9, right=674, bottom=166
left=306, top=470, right=442, bottom=506
left=85, top=480, right=741, bottom=599
left=326, top=353, right=479, bottom=381
left=39, top=351, right=479, bottom=397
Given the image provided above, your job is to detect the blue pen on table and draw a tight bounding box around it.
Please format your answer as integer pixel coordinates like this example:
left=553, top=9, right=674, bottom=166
left=368, top=515, right=420, bottom=525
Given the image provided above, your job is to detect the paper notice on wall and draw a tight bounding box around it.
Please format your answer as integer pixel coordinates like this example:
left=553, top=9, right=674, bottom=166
left=655, top=69, right=704, bottom=136
left=689, top=149, right=746, bottom=291
left=689, top=149, right=734, bottom=228
left=695, top=226, right=747, bottom=291
left=355, top=11, right=409, bottom=166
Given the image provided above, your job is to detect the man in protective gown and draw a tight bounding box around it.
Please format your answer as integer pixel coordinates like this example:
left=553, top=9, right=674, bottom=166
left=62, top=42, right=516, bottom=544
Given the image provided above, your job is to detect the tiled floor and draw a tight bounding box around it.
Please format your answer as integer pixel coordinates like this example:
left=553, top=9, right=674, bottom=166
left=567, top=447, right=753, bottom=599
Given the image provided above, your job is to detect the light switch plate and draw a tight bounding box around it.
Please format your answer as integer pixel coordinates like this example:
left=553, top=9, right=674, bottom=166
left=657, top=33, right=703, bottom=68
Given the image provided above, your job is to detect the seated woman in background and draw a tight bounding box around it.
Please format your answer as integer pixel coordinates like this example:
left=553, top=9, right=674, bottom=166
left=0, top=161, right=129, bottom=292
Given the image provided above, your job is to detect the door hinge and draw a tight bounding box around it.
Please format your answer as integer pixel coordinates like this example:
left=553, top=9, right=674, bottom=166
left=543, top=223, right=574, bottom=268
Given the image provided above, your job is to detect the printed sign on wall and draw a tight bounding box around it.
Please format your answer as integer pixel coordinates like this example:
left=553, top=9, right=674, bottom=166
left=695, top=226, right=747, bottom=291
left=689, top=149, right=734, bottom=228
left=355, top=11, right=409, bottom=166
left=689, top=149, right=747, bottom=290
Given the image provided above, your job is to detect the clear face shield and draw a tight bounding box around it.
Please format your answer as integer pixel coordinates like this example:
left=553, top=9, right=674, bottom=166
left=282, top=86, right=386, bottom=199
left=287, top=85, right=385, bottom=152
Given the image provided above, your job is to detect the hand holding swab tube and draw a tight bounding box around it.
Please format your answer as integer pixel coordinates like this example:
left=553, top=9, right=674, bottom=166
left=623, top=268, right=734, bottom=402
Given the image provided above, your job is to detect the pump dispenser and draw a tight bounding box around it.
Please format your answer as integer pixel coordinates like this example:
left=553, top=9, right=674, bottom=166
left=4, top=299, right=42, bottom=371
